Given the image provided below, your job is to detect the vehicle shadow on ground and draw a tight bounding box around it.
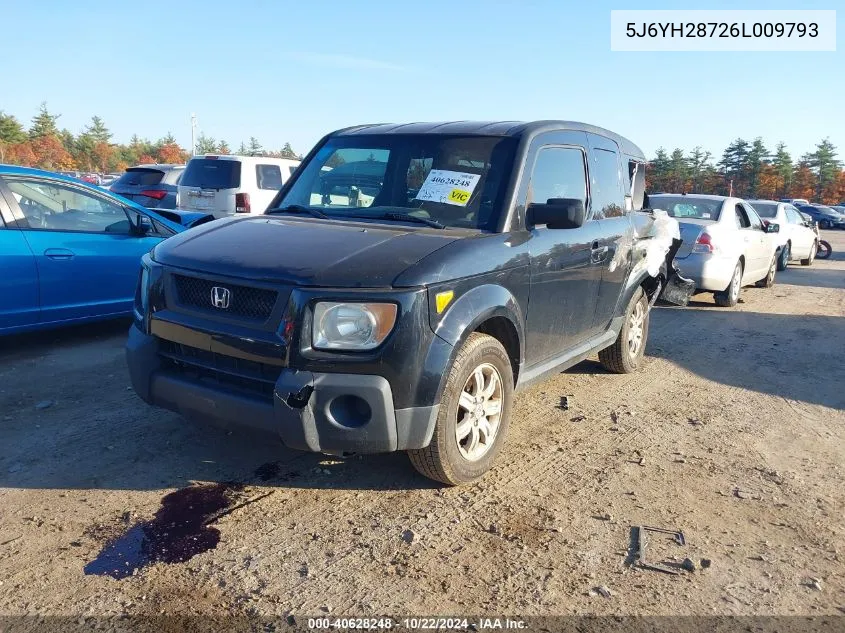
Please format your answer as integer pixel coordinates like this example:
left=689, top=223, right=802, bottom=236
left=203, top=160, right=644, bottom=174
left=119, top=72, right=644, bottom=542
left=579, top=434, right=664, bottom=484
left=776, top=266, right=845, bottom=289
left=647, top=307, right=845, bottom=411
left=0, top=318, right=133, bottom=361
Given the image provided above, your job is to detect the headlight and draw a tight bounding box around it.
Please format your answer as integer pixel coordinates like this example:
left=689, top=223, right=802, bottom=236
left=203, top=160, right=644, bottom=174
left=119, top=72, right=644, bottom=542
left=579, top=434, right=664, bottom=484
left=312, top=302, right=397, bottom=351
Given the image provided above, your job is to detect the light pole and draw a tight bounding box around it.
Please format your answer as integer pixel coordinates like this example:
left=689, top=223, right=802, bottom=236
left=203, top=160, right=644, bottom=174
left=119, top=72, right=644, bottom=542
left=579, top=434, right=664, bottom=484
left=191, top=113, right=197, bottom=156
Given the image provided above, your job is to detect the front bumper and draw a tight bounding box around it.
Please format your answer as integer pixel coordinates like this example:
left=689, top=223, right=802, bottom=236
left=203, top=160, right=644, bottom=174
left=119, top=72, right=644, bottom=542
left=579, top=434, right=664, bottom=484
left=126, top=325, right=439, bottom=454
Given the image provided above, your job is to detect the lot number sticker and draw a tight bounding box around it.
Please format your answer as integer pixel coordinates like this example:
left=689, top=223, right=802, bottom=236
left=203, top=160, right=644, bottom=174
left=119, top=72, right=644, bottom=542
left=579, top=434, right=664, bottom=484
left=415, top=170, right=480, bottom=207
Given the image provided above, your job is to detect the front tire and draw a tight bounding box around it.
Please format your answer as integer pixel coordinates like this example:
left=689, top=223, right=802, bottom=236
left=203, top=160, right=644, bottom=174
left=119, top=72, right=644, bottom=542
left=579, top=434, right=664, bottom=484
left=756, top=255, right=777, bottom=288
left=777, top=243, right=790, bottom=271
left=800, top=241, right=817, bottom=266
left=714, top=261, right=743, bottom=307
left=599, top=287, right=649, bottom=374
left=408, top=333, right=514, bottom=486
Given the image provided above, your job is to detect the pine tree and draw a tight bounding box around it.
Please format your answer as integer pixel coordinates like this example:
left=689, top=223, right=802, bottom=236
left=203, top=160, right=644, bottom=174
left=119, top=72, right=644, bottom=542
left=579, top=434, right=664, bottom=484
left=746, top=138, right=769, bottom=199
left=279, top=142, right=297, bottom=159
left=804, top=138, right=841, bottom=201
left=29, top=102, right=60, bottom=139
left=195, top=133, right=218, bottom=155
left=647, top=148, right=671, bottom=192
left=217, top=140, right=231, bottom=155
left=247, top=137, right=263, bottom=156
left=771, top=143, right=793, bottom=198
left=686, top=147, right=712, bottom=193
left=84, top=116, right=111, bottom=144
left=0, top=111, right=27, bottom=144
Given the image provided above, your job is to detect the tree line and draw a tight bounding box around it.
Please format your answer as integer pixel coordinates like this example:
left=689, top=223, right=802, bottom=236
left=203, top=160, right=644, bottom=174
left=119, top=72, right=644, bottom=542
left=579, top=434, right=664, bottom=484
left=0, top=103, right=301, bottom=173
left=647, top=137, right=844, bottom=204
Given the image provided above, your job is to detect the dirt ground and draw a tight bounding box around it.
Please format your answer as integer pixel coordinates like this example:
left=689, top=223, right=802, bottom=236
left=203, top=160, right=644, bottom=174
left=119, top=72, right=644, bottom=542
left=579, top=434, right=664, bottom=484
left=1, top=230, right=843, bottom=627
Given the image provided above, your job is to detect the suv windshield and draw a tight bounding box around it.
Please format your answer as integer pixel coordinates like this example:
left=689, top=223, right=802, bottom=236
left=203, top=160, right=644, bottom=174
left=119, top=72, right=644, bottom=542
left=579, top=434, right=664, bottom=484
left=113, top=168, right=164, bottom=187
left=749, top=202, right=778, bottom=218
left=272, top=135, right=518, bottom=230
left=181, top=159, right=241, bottom=189
left=649, top=195, right=723, bottom=221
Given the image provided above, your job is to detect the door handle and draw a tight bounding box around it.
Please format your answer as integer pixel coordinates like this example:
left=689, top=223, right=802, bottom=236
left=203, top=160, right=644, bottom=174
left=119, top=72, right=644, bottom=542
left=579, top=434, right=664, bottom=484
left=591, top=241, right=609, bottom=263
left=44, top=248, right=75, bottom=260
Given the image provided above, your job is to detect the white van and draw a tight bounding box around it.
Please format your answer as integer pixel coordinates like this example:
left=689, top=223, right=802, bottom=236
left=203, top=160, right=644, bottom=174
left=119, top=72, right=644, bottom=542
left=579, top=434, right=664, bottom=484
left=177, top=155, right=300, bottom=218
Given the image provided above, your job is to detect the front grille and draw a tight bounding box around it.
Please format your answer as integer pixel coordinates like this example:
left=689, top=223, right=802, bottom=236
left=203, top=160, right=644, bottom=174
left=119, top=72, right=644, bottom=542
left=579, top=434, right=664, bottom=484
left=158, top=340, right=282, bottom=401
left=172, top=274, right=277, bottom=321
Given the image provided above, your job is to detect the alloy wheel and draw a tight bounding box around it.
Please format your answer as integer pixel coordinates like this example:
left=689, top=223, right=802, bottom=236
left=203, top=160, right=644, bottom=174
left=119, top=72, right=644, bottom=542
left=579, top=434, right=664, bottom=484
left=455, top=363, right=503, bottom=462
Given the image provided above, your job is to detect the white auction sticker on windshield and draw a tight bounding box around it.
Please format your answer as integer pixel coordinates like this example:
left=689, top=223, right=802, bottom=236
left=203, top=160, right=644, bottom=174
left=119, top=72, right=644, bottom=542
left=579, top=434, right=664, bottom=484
left=415, top=170, right=480, bottom=207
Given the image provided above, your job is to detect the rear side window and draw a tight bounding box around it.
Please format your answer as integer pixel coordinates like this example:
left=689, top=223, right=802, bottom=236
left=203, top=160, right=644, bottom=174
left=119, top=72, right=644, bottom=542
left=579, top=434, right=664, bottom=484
left=628, top=160, right=646, bottom=210
left=161, top=168, right=184, bottom=185
left=590, top=149, right=624, bottom=219
left=114, top=168, right=164, bottom=187
left=289, top=165, right=298, bottom=176
left=256, top=164, right=283, bottom=190
left=181, top=159, right=241, bottom=189
left=527, top=147, right=587, bottom=208
left=750, top=202, right=778, bottom=218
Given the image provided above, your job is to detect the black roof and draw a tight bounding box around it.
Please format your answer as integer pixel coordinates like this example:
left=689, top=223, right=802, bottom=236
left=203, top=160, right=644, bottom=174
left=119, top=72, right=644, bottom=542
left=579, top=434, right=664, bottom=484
left=333, top=120, right=644, bottom=159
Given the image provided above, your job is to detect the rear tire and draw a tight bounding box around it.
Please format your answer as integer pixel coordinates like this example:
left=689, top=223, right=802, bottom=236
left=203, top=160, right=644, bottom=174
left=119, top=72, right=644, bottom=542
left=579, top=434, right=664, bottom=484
left=408, top=333, right=514, bottom=486
left=599, top=288, right=649, bottom=374
left=776, top=243, right=790, bottom=271
left=800, top=241, right=817, bottom=266
left=755, top=255, right=777, bottom=288
left=714, top=261, right=743, bottom=307
left=816, top=240, right=832, bottom=260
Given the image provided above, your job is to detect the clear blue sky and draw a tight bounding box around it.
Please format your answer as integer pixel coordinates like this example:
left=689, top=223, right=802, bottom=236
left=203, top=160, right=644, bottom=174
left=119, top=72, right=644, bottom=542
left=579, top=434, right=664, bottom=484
left=1, top=0, right=841, bottom=160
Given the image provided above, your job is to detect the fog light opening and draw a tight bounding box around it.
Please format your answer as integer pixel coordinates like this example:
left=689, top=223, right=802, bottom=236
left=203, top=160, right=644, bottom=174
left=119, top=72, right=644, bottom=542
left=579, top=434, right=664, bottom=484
left=328, top=395, right=372, bottom=429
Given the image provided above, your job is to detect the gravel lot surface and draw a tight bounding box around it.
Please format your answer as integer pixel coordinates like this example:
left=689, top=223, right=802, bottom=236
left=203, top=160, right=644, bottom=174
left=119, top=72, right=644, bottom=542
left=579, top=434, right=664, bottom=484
left=1, top=230, right=843, bottom=629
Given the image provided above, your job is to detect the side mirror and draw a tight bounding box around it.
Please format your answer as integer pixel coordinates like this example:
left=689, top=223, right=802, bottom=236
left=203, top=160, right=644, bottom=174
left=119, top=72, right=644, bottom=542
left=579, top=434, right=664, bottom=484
left=765, top=222, right=780, bottom=233
left=132, top=213, right=152, bottom=236
left=527, top=198, right=586, bottom=230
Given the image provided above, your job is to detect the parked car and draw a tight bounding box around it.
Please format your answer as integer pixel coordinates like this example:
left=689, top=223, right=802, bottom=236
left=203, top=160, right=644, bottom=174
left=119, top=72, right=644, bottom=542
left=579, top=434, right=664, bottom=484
left=127, top=120, right=692, bottom=485
left=747, top=200, right=819, bottom=269
left=795, top=203, right=845, bottom=230
left=648, top=194, right=781, bottom=306
left=177, top=155, right=301, bottom=218
left=0, top=166, right=215, bottom=336
left=779, top=198, right=810, bottom=207
left=110, top=164, right=184, bottom=209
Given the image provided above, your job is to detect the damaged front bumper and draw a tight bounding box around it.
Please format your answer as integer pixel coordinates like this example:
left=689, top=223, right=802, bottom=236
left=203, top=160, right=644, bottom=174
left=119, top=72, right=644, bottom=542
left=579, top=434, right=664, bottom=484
left=126, top=325, right=439, bottom=454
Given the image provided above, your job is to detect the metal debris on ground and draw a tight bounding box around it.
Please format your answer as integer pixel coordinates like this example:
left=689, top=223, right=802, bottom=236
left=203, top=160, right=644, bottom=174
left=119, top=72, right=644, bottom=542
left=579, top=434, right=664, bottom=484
left=595, top=585, right=612, bottom=598
left=630, top=525, right=688, bottom=575
left=559, top=396, right=571, bottom=411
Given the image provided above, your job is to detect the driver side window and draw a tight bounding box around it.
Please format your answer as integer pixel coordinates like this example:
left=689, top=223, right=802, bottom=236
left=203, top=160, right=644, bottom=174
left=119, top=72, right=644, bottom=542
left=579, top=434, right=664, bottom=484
left=7, top=178, right=130, bottom=233
left=527, top=147, right=587, bottom=208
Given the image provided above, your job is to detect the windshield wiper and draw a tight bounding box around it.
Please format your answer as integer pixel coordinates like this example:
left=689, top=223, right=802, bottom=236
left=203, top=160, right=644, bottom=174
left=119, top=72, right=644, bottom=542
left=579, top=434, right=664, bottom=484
left=266, top=204, right=331, bottom=220
left=366, top=212, right=445, bottom=229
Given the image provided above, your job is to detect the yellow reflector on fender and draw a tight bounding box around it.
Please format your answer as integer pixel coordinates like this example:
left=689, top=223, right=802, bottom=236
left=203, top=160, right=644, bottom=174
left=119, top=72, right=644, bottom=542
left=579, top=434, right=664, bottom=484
left=436, top=290, right=454, bottom=314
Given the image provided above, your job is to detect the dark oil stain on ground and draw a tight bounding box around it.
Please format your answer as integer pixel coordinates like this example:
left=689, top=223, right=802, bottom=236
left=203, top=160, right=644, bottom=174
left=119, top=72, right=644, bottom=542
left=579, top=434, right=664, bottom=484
left=254, top=461, right=300, bottom=482
left=84, top=482, right=242, bottom=579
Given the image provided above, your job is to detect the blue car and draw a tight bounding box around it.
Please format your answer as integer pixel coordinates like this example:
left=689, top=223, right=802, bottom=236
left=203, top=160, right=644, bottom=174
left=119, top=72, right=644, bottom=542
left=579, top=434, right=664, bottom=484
left=1, top=165, right=214, bottom=336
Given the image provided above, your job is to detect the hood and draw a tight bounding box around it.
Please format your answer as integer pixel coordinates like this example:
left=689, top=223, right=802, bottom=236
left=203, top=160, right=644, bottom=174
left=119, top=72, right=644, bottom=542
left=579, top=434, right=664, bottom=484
left=152, top=215, right=460, bottom=287
left=147, top=208, right=216, bottom=229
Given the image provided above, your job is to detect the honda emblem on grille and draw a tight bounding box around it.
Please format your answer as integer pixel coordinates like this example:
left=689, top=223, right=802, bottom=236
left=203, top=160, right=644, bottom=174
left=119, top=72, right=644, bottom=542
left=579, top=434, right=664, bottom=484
left=210, top=286, right=231, bottom=309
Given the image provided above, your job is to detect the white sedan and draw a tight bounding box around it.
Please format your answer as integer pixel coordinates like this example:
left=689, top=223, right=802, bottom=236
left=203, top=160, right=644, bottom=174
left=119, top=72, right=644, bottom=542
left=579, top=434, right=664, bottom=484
left=648, top=194, right=781, bottom=307
left=747, top=200, right=818, bottom=269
